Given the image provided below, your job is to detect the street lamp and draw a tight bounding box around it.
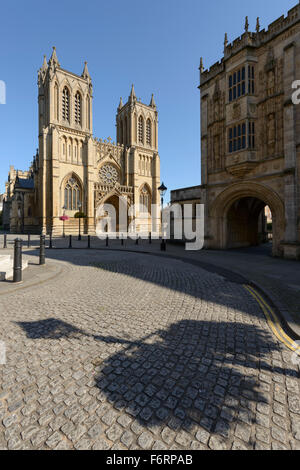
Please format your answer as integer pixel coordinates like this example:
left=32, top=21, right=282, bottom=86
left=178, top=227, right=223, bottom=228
left=78, top=202, right=82, bottom=241
left=158, top=182, right=167, bottom=251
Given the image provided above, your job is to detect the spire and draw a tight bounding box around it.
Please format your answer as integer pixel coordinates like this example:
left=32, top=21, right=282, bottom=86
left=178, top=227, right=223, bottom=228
left=49, top=46, right=60, bottom=67
left=256, top=17, right=260, bottom=33
left=224, top=33, right=228, bottom=52
left=82, top=61, right=91, bottom=80
left=199, top=57, right=204, bottom=73
left=118, top=97, right=123, bottom=110
left=42, top=55, right=47, bottom=71
left=245, top=16, right=249, bottom=33
left=129, top=84, right=136, bottom=101
left=150, top=93, right=156, bottom=108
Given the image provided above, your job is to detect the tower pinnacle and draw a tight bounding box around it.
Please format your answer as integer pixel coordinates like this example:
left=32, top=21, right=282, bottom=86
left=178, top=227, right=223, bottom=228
left=49, top=46, right=60, bottom=67
left=82, top=61, right=91, bottom=80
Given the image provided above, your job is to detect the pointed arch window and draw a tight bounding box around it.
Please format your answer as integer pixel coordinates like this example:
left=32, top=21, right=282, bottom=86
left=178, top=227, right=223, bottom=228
left=54, top=83, right=59, bottom=120
left=63, top=176, right=81, bottom=210
left=139, top=185, right=151, bottom=214
left=138, top=116, right=144, bottom=144
left=74, top=92, right=81, bottom=125
left=62, top=87, right=70, bottom=122
left=146, top=119, right=151, bottom=146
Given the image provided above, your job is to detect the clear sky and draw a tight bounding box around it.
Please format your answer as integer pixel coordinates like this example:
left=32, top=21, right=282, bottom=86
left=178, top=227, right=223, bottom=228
left=0, top=0, right=297, bottom=200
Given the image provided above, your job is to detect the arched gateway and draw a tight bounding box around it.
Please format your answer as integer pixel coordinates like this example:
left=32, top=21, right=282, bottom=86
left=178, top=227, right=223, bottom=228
left=210, top=183, right=285, bottom=257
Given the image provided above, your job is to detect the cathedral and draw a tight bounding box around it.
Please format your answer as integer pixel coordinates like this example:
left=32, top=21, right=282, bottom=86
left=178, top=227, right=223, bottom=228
left=3, top=47, right=161, bottom=235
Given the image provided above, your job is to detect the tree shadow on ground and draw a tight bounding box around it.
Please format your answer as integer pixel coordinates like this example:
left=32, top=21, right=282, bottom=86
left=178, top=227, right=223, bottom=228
left=16, top=317, right=299, bottom=447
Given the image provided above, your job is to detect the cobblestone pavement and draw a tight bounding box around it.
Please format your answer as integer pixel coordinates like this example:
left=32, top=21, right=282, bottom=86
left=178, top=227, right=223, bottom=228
left=0, top=250, right=299, bottom=450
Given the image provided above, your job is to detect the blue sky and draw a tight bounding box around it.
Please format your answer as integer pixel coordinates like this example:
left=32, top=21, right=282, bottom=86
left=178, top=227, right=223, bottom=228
left=0, top=0, right=297, bottom=200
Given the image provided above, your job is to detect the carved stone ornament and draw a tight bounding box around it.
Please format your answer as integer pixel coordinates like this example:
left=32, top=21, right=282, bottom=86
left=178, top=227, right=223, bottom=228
left=99, top=164, right=119, bottom=185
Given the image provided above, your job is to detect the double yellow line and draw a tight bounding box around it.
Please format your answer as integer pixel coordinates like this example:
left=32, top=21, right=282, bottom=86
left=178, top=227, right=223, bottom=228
left=244, top=284, right=300, bottom=355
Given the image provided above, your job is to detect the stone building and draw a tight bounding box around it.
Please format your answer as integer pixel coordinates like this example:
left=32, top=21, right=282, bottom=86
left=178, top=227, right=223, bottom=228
left=171, top=3, right=300, bottom=259
left=3, top=48, right=161, bottom=235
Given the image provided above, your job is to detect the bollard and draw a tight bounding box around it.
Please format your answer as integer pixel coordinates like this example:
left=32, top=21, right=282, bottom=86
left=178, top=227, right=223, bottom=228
left=160, top=238, right=166, bottom=252
left=27, top=234, right=30, bottom=248
left=149, top=232, right=152, bottom=244
left=87, top=235, right=91, bottom=249
left=106, top=235, right=109, bottom=247
left=39, top=235, right=46, bottom=265
left=49, top=233, right=53, bottom=249
left=69, top=234, right=72, bottom=248
left=121, top=235, right=124, bottom=246
left=13, top=239, right=22, bottom=282
left=136, top=236, right=139, bottom=245
left=3, top=234, right=7, bottom=249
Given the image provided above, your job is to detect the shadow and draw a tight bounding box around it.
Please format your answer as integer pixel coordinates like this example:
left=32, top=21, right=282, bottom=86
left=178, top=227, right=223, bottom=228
left=16, top=317, right=299, bottom=444
left=16, top=318, right=85, bottom=340
left=93, top=319, right=297, bottom=436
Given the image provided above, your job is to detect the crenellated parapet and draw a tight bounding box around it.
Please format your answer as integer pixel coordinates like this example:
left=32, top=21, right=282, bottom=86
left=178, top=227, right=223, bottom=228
left=200, top=3, right=300, bottom=86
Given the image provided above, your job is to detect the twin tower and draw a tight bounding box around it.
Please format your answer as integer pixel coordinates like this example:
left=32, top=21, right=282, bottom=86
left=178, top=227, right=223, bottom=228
left=19, top=46, right=162, bottom=235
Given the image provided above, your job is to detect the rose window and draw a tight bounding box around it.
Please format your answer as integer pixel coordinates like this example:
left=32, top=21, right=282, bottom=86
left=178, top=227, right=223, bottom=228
left=99, top=164, right=119, bottom=185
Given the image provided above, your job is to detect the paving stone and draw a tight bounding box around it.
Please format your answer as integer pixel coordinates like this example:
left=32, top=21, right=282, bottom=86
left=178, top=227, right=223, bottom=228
left=0, top=249, right=298, bottom=451
left=137, top=431, right=154, bottom=450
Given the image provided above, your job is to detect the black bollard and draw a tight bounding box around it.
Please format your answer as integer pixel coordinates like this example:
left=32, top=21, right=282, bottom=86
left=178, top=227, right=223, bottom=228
left=3, top=234, right=7, bottom=249
left=160, top=238, right=166, bottom=252
left=49, top=233, right=53, bottom=249
left=69, top=234, right=72, bottom=248
left=106, top=235, right=109, bottom=247
left=136, top=236, right=139, bottom=245
left=13, top=239, right=22, bottom=282
left=149, top=232, right=152, bottom=244
left=27, top=234, right=30, bottom=248
left=87, top=235, right=91, bottom=249
left=39, top=235, right=46, bottom=265
left=121, top=235, right=124, bottom=246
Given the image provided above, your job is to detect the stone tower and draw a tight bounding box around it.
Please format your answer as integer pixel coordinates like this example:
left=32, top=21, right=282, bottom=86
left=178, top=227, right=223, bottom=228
left=37, top=47, right=94, bottom=234
left=116, top=85, right=161, bottom=231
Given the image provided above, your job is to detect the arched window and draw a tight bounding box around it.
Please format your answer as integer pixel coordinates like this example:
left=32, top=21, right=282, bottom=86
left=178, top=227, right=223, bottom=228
left=63, top=176, right=81, bottom=210
left=54, top=83, right=59, bottom=120
left=139, top=185, right=151, bottom=214
left=138, top=116, right=144, bottom=144
left=62, top=87, right=70, bottom=122
left=119, top=120, right=123, bottom=144
left=74, top=92, right=81, bottom=124
left=124, top=117, right=127, bottom=147
left=86, top=96, right=90, bottom=129
left=146, top=119, right=151, bottom=146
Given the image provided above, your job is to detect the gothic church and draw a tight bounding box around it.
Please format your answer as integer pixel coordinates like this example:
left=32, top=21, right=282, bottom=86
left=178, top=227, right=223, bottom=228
left=3, top=47, right=161, bottom=235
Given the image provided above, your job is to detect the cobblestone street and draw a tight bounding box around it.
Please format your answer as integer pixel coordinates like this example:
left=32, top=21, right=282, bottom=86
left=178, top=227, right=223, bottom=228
left=0, top=250, right=299, bottom=450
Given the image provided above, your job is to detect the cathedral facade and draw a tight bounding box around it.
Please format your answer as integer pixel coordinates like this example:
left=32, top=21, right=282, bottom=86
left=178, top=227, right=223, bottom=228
left=172, top=3, right=300, bottom=260
left=3, top=48, right=161, bottom=235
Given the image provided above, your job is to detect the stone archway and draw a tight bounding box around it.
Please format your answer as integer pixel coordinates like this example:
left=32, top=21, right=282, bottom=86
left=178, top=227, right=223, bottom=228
left=209, top=182, right=285, bottom=257
left=95, top=189, right=131, bottom=234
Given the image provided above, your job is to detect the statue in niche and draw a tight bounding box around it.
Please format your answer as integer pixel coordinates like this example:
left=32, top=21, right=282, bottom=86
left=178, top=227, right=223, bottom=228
left=267, top=70, right=275, bottom=97
left=214, top=102, right=220, bottom=122
left=213, top=135, right=220, bottom=169
left=267, top=114, right=276, bottom=155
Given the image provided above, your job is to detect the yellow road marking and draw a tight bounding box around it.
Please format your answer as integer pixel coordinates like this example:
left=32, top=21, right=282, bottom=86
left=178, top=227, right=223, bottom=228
left=244, top=285, right=300, bottom=355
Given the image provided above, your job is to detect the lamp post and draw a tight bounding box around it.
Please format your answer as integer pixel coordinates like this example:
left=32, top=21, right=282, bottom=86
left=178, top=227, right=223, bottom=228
left=158, top=182, right=167, bottom=251
left=78, top=202, right=82, bottom=241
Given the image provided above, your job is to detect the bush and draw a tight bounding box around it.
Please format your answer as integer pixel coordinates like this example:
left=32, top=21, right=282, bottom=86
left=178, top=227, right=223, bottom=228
left=74, top=211, right=85, bottom=219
